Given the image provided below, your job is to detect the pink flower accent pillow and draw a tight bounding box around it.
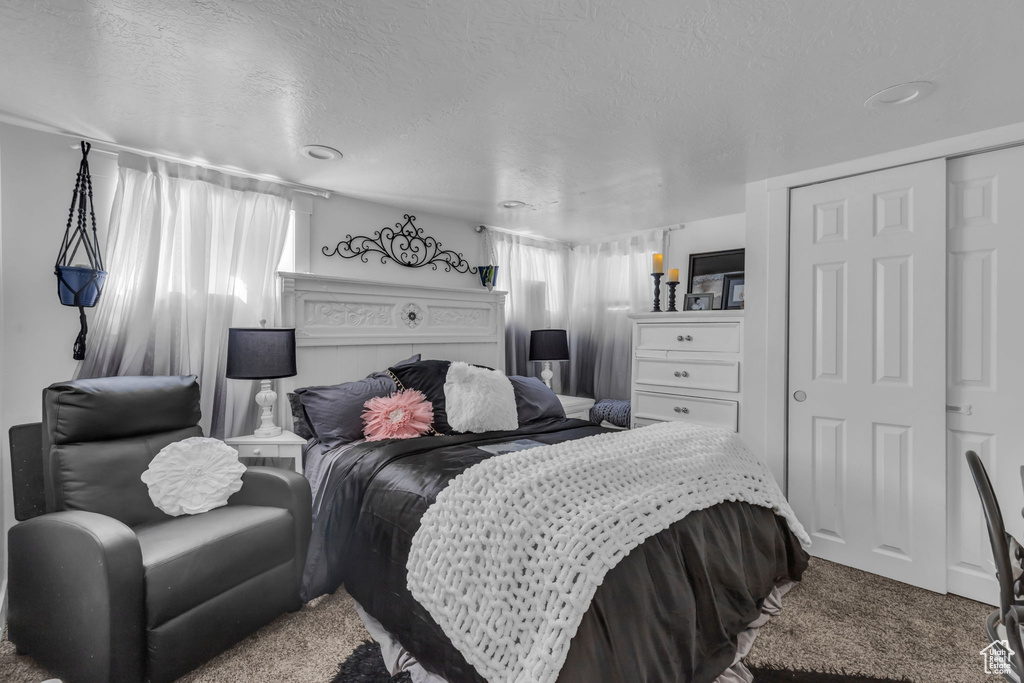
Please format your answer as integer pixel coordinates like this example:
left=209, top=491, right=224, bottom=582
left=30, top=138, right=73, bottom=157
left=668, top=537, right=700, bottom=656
left=362, top=389, right=434, bottom=441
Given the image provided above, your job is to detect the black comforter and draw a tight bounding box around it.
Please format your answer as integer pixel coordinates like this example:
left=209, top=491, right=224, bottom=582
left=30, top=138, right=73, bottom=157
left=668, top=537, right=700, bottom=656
left=301, top=418, right=808, bottom=683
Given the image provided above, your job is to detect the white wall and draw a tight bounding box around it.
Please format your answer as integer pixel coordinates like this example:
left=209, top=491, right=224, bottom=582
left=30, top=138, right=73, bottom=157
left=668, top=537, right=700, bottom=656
left=742, top=182, right=788, bottom=489
left=665, top=213, right=745, bottom=283
left=309, top=194, right=484, bottom=289
left=0, top=123, right=5, bottom=614
left=0, top=124, right=117, bottom=605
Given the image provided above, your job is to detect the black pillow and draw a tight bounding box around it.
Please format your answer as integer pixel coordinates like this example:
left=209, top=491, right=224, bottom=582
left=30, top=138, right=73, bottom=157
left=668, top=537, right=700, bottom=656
left=387, top=360, right=454, bottom=434
left=366, top=353, right=421, bottom=382
left=509, top=375, right=565, bottom=424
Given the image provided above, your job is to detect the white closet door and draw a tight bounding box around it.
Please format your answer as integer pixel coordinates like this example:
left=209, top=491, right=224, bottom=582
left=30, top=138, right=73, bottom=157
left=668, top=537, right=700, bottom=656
left=788, top=160, right=947, bottom=592
left=947, top=145, right=1024, bottom=605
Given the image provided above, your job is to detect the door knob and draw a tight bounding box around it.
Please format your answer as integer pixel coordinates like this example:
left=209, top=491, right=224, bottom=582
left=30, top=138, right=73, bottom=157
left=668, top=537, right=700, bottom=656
left=793, top=390, right=807, bottom=402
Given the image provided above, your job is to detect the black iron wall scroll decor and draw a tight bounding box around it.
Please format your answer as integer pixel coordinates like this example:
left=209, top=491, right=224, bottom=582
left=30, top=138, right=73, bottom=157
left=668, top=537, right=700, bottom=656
left=55, top=141, right=107, bottom=360
left=322, top=214, right=477, bottom=274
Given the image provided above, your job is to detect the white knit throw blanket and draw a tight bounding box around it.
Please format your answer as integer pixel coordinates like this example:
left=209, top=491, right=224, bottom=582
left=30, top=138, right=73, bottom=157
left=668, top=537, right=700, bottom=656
left=406, top=422, right=810, bottom=683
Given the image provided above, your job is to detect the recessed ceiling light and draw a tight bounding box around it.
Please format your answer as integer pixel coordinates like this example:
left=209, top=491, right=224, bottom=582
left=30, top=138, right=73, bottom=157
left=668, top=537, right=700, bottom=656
left=299, top=144, right=343, bottom=161
left=499, top=200, right=526, bottom=209
left=864, top=81, right=936, bottom=109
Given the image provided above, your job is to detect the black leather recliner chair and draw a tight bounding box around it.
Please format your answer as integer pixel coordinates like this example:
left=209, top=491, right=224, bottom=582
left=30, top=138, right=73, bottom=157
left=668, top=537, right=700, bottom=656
left=7, top=375, right=312, bottom=683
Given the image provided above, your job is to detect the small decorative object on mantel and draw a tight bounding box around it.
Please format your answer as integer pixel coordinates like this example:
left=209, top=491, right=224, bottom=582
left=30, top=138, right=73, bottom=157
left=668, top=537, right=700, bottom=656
left=474, top=225, right=499, bottom=290
left=687, top=248, right=744, bottom=310
left=683, top=293, right=714, bottom=311
left=650, top=252, right=664, bottom=312
left=666, top=267, right=680, bottom=312
left=322, top=214, right=477, bottom=274
left=55, top=141, right=107, bottom=360
left=724, top=273, right=745, bottom=309
left=478, top=265, right=498, bottom=290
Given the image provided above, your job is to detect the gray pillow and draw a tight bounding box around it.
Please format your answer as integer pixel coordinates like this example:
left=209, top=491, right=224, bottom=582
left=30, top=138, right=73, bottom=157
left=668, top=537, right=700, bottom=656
left=291, top=354, right=421, bottom=447
left=509, top=375, right=565, bottom=425
left=287, top=392, right=315, bottom=441
left=294, top=376, right=396, bottom=449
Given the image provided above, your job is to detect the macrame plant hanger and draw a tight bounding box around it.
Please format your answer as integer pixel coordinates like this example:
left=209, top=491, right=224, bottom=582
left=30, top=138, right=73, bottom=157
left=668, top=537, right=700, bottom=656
left=55, top=141, right=107, bottom=360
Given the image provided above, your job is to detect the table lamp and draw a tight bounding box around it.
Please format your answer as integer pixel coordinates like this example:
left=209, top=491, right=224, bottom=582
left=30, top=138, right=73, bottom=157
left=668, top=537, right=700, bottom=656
left=226, top=322, right=297, bottom=437
left=529, top=329, right=569, bottom=390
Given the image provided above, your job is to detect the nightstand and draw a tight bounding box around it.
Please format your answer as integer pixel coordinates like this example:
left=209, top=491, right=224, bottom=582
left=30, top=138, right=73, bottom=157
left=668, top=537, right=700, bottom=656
left=557, top=394, right=596, bottom=420
left=224, top=430, right=306, bottom=474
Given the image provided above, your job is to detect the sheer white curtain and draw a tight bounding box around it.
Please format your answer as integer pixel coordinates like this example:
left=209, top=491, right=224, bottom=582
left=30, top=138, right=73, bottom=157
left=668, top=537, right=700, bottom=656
left=568, top=228, right=666, bottom=400
left=76, top=153, right=293, bottom=438
left=490, top=230, right=570, bottom=385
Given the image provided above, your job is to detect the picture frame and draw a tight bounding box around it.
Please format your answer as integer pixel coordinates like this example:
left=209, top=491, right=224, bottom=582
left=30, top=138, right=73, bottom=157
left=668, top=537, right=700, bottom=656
left=687, top=248, right=744, bottom=310
left=683, top=293, right=714, bottom=311
left=724, top=273, right=745, bottom=309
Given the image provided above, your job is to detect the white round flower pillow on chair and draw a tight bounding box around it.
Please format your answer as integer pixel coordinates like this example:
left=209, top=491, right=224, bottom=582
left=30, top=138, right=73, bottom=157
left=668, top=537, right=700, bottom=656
left=141, top=437, right=247, bottom=516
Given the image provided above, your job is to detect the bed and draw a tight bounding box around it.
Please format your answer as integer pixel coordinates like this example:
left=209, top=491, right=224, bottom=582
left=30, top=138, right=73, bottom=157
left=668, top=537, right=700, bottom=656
left=279, top=273, right=809, bottom=683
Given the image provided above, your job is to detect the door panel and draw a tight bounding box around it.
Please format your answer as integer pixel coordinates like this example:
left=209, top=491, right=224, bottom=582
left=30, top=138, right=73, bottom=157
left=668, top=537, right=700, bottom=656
left=946, top=145, right=1024, bottom=605
left=789, top=160, right=947, bottom=592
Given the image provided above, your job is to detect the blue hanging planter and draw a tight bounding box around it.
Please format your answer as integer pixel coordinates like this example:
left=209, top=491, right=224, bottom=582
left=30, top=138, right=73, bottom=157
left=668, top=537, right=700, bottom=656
left=56, top=265, right=107, bottom=307
left=55, top=141, right=107, bottom=360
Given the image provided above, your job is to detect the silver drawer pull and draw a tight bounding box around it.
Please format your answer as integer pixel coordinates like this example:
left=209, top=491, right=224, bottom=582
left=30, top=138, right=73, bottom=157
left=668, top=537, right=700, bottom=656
left=674, top=406, right=689, bottom=414
left=676, top=334, right=693, bottom=342
left=674, top=370, right=689, bottom=378
left=252, top=448, right=262, bottom=456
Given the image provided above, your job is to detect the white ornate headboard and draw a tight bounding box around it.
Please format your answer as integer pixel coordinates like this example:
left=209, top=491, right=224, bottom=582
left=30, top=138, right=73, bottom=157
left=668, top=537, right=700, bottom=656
left=278, top=272, right=507, bottom=400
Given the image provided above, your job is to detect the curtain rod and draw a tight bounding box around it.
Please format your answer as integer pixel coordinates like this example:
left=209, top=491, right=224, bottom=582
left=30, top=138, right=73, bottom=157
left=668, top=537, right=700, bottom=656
left=70, top=141, right=331, bottom=198
left=479, top=222, right=683, bottom=248
left=476, top=224, right=571, bottom=246
left=0, top=113, right=331, bottom=197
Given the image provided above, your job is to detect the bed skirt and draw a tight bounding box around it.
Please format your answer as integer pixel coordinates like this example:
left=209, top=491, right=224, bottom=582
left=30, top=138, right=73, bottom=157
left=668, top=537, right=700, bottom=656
left=355, top=581, right=796, bottom=683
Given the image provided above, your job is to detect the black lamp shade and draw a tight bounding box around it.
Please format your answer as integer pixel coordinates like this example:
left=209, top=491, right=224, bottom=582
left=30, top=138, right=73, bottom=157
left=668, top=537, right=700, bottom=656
left=225, top=328, right=297, bottom=379
left=529, top=329, right=569, bottom=362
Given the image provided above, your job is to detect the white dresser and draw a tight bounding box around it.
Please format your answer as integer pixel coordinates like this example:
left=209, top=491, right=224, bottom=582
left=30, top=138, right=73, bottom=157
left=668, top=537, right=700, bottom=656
left=628, top=311, right=743, bottom=432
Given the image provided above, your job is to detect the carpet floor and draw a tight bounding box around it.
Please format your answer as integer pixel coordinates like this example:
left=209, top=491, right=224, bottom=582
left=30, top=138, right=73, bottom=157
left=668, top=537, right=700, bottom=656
left=0, top=558, right=992, bottom=682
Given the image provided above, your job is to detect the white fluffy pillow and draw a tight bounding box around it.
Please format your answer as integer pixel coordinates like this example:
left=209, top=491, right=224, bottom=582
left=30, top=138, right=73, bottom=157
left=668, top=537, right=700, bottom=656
left=444, top=362, right=519, bottom=433
left=141, top=437, right=246, bottom=516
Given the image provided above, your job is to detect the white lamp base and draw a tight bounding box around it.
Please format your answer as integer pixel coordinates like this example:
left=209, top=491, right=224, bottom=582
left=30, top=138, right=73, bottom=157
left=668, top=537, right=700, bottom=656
left=253, top=378, right=282, bottom=437
left=541, top=361, right=554, bottom=389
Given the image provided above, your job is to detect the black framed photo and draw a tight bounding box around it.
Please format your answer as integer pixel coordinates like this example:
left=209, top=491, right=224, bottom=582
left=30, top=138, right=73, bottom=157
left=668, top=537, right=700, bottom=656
left=724, top=273, right=745, bottom=309
left=687, top=249, right=744, bottom=310
left=683, top=293, right=714, bottom=311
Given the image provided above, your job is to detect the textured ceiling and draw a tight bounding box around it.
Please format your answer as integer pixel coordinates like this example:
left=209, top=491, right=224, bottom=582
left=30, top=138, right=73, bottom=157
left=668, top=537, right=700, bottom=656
left=1, top=0, right=1023, bottom=240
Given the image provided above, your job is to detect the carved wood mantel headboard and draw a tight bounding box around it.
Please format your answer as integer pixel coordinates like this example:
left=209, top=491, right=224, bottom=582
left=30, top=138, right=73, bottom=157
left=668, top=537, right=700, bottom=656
left=278, top=272, right=507, bottom=400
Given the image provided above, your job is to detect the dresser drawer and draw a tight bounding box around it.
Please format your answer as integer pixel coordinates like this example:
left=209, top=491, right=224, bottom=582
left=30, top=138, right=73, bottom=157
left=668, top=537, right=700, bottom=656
left=633, top=391, right=738, bottom=431
left=636, top=322, right=740, bottom=353
left=635, top=358, right=739, bottom=393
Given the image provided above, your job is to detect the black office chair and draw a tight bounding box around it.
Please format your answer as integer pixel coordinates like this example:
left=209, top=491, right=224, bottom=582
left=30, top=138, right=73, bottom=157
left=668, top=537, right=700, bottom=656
left=967, top=450, right=1024, bottom=681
